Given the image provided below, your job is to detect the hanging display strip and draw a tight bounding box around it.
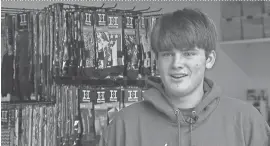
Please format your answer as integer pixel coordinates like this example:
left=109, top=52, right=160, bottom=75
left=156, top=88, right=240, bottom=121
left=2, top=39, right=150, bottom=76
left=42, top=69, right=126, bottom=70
left=81, top=10, right=96, bottom=78
left=124, top=14, right=141, bottom=80
left=77, top=85, right=144, bottom=145
left=0, top=85, right=79, bottom=146
left=53, top=85, right=80, bottom=146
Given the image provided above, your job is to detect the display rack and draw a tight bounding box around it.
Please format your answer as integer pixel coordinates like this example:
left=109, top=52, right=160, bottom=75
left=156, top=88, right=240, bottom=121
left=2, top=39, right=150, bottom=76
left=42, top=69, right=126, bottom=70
left=1, top=2, right=163, bottom=146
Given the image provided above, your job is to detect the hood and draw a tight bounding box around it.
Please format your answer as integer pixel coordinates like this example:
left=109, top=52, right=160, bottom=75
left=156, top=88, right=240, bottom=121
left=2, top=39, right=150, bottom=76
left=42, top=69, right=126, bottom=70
left=143, top=77, right=222, bottom=126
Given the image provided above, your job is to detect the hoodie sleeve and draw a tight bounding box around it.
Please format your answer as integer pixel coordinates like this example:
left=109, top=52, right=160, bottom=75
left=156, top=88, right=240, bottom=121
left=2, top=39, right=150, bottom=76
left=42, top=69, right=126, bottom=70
left=242, top=105, right=270, bottom=146
left=99, top=116, right=126, bottom=146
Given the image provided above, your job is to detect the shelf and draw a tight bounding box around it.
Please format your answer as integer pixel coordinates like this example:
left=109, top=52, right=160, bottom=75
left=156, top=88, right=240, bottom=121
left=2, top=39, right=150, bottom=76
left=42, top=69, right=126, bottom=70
left=219, top=38, right=270, bottom=45
left=1, top=100, right=55, bottom=106
left=54, top=76, right=147, bottom=87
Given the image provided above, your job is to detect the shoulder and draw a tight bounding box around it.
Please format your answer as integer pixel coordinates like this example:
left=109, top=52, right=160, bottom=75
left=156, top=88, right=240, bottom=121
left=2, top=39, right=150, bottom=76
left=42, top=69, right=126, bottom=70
left=114, top=101, right=151, bottom=120
left=218, top=96, right=266, bottom=121
left=108, top=101, right=155, bottom=126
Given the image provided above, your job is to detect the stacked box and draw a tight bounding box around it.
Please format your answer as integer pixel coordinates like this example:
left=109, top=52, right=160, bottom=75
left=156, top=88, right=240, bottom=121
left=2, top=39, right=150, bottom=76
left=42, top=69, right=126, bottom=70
left=221, top=1, right=242, bottom=18
left=242, top=16, right=263, bottom=39
left=264, top=1, right=270, bottom=14
left=221, top=17, right=242, bottom=41
left=263, top=15, right=270, bottom=37
left=242, top=2, right=263, bottom=16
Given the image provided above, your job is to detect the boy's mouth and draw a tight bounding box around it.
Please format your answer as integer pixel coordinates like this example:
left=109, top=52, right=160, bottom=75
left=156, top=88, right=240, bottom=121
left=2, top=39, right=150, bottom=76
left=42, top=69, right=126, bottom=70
left=170, top=74, right=188, bottom=79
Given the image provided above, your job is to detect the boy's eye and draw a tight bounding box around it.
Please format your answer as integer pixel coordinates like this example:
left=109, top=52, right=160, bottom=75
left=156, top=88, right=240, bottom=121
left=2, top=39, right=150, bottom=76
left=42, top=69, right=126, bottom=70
left=183, top=52, right=196, bottom=56
left=161, top=52, right=174, bottom=57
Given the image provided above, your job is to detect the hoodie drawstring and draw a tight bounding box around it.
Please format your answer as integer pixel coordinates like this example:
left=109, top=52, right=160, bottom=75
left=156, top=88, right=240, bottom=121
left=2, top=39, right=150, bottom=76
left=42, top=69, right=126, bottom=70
left=175, top=109, right=181, bottom=146
left=190, top=124, right=193, bottom=146
left=175, top=109, right=197, bottom=146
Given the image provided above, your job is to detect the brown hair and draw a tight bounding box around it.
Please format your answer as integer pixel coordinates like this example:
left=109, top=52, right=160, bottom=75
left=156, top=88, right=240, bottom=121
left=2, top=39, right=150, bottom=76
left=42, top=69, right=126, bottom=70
left=151, top=8, right=217, bottom=57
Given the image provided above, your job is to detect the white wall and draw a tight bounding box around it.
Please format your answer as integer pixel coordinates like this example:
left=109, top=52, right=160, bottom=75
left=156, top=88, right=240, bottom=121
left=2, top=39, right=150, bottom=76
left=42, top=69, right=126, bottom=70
left=221, top=42, right=270, bottom=101
left=2, top=1, right=254, bottom=100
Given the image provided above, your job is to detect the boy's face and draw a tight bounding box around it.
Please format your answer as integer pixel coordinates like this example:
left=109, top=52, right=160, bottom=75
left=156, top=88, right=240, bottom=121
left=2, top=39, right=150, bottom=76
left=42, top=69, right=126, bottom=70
left=157, top=47, right=215, bottom=98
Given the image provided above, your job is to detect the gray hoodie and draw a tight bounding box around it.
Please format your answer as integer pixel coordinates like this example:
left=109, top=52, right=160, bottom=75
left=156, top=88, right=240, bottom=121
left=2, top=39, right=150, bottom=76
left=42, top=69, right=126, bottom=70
left=100, top=78, right=270, bottom=146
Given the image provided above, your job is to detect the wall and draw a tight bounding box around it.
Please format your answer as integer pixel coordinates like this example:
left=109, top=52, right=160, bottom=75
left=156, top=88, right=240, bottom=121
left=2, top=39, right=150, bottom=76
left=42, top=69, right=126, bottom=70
left=221, top=42, right=270, bottom=102
left=2, top=1, right=253, bottom=100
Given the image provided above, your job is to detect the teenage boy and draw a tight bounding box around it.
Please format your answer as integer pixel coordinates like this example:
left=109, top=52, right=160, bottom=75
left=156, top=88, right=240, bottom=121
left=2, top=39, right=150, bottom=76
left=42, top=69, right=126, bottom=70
left=99, top=8, right=270, bottom=146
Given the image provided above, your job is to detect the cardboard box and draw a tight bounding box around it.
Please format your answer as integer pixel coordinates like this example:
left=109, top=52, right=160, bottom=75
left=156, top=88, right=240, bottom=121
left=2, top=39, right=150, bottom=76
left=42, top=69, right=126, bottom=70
left=221, top=18, right=242, bottom=41
left=242, top=2, right=263, bottom=16
left=221, top=1, right=242, bottom=18
left=264, top=1, right=270, bottom=13
left=263, top=15, right=270, bottom=37
left=242, top=16, right=263, bottom=39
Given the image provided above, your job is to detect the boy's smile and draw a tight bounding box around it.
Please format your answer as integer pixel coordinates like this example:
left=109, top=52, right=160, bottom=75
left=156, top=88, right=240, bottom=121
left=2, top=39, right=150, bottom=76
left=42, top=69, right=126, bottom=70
left=157, top=47, right=214, bottom=99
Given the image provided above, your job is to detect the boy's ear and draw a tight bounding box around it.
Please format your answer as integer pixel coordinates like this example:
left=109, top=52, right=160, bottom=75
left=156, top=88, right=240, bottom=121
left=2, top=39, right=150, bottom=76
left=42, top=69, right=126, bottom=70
left=206, top=50, right=216, bottom=69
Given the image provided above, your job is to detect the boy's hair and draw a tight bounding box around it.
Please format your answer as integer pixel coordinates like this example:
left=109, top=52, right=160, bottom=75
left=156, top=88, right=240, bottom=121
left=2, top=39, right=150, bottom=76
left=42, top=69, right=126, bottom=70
left=151, top=8, right=218, bottom=57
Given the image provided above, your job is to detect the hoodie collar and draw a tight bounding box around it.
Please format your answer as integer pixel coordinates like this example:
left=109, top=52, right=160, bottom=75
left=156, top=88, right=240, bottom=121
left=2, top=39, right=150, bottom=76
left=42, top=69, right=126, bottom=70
left=143, top=77, right=222, bottom=125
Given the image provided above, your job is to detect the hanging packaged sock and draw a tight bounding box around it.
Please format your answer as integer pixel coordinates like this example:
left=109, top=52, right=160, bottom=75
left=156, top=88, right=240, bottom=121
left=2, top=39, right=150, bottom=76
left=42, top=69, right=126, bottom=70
left=37, top=106, right=41, bottom=146
left=48, top=106, right=54, bottom=146
left=52, top=4, right=61, bottom=77
left=23, top=106, right=28, bottom=146
left=31, top=105, right=37, bottom=146
left=63, top=86, right=69, bottom=146
left=55, top=85, right=60, bottom=146
left=53, top=104, right=58, bottom=146
left=79, top=86, right=96, bottom=146
left=32, top=12, right=38, bottom=100
left=14, top=108, right=20, bottom=146
left=135, top=16, right=143, bottom=79
left=149, top=16, right=160, bottom=77
left=28, top=12, right=35, bottom=99
left=95, top=10, right=110, bottom=79
left=124, top=14, right=140, bottom=80
left=24, top=106, right=29, bottom=146
left=1, top=17, right=7, bottom=96
left=1, top=15, right=13, bottom=97
left=140, top=16, right=151, bottom=76
left=65, top=86, right=70, bottom=146
left=59, top=86, right=66, bottom=146
left=123, top=87, right=143, bottom=107
left=1, top=105, right=9, bottom=146
left=1, top=17, right=7, bottom=61
left=58, top=5, right=64, bottom=78
left=16, top=12, right=31, bottom=100
left=49, top=9, right=54, bottom=91
left=67, top=86, right=74, bottom=146
left=33, top=12, right=39, bottom=100
left=73, top=11, right=80, bottom=77
left=82, top=11, right=96, bottom=78
left=45, top=12, right=51, bottom=101
left=105, top=87, right=121, bottom=123
left=106, top=11, right=124, bottom=79
left=27, top=105, right=33, bottom=146
left=62, top=10, right=69, bottom=77
left=1, top=47, right=14, bottom=97
left=43, top=106, right=48, bottom=146
left=8, top=108, right=15, bottom=146
left=12, top=14, right=20, bottom=99
left=41, top=11, right=46, bottom=101
left=72, top=86, right=81, bottom=146
left=38, top=106, right=44, bottom=146
left=94, top=87, right=108, bottom=143
left=20, top=106, right=25, bottom=146
left=68, top=11, right=76, bottom=78
left=38, top=12, right=44, bottom=101
left=47, top=10, right=54, bottom=102
left=77, top=11, right=84, bottom=78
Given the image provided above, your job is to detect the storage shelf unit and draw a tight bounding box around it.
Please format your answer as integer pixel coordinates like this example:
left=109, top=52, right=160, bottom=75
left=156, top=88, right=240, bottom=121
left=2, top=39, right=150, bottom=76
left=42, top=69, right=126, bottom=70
left=220, top=1, right=270, bottom=42
left=220, top=38, right=270, bottom=45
